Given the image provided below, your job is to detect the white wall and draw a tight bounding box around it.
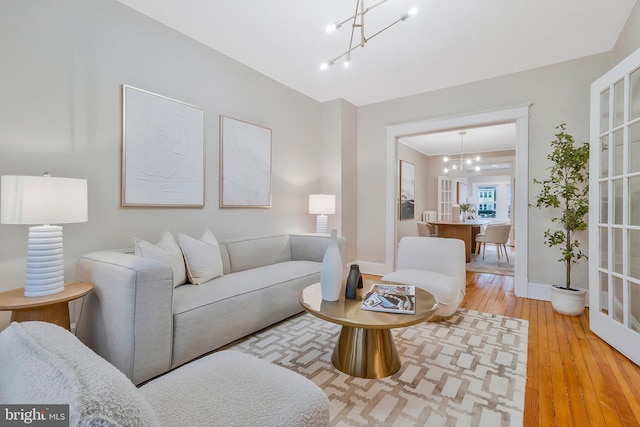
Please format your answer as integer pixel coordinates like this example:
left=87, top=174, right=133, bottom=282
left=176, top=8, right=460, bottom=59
left=0, top=0, right=332, bottom=327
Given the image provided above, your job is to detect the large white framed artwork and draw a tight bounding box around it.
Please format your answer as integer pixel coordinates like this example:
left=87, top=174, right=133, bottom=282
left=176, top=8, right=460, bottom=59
left=220, top=115, right=272, bottom=208
left=122, top=85, right=205, bottom=207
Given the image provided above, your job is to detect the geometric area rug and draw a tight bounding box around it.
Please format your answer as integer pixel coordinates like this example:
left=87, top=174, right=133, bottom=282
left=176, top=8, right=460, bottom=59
left=229, top=309, right=529, bottom=426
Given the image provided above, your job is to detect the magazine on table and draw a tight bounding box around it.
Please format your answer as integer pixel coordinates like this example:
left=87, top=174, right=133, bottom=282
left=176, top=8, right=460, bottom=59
left=361, top=284, right=416, bottom=314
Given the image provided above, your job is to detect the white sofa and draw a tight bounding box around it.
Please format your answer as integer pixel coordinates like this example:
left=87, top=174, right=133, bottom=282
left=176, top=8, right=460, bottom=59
left=0, top=321, right=330, bottom=427
left=382, top=236, right=466, bottom=318
left=76, top=233, right=346, bottom=385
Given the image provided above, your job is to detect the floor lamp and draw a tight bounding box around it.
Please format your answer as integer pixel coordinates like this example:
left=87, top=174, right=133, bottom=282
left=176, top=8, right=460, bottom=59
left=1, top=173, right=88, bottom=297
left=308, top=194, right=335, bottom=234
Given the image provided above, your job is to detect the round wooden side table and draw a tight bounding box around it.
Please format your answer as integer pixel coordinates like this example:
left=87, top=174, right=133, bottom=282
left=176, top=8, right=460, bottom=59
left=0, top=282, right=93, bottom=330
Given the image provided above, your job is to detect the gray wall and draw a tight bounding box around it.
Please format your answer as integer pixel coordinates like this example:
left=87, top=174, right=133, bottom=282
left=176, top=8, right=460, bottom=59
left=613, top=0, right=640, bottom=63
left=356, top=52, right=613, bottom=288
left=0, top=0, right=333, bottom=326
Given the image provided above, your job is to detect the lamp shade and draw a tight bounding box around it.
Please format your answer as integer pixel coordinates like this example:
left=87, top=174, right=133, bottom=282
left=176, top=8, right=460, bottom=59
left=308, top=194, right=336, bottom=215
left=1, top=175, right=88, bottom=225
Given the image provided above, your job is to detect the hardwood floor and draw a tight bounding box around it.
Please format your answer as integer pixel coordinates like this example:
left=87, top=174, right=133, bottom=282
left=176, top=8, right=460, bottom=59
left=367, top=272, right=640, bottom=426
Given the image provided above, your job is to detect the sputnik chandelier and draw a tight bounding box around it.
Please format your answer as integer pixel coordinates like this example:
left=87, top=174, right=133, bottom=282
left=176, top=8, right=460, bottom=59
left=443, top=131, right=481, bottom=175
left=321, top=0, right=418, bottom=70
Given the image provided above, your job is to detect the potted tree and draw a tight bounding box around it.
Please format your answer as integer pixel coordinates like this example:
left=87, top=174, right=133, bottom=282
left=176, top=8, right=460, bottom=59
left=531, top=123, right=590, bottom=316
left=460, top=203, right=476, bottom=221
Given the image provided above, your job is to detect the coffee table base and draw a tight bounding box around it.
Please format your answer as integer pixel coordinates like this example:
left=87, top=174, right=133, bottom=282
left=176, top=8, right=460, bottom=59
left=331, top=326, right=401, bottom=379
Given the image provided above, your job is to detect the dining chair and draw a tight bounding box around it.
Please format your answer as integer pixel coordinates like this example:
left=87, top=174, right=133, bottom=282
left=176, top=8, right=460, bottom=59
left=417, top=221, right=438, bottom=237
left=474, top=223, right=512, bottom=262
left=416, top=222, right=433, bottom=237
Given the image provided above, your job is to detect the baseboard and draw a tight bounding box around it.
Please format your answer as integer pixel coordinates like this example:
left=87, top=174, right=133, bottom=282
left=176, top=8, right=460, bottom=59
left=527, top=282, right=551, bottom=301
left=527, top=282, right=590, bottom=307
left=350, top=260, right=391, bottom=277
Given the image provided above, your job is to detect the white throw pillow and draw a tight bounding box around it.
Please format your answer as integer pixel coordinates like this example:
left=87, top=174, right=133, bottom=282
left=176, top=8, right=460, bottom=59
left=134, top=230, right=187, bottom=287
left=178, top=229, right=224, bottom=285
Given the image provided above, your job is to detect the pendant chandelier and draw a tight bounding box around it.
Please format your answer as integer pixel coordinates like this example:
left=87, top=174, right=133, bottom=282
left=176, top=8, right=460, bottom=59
left=443, top=131, right=481, bottom=175
left=321, top=0, right=418, bottom=70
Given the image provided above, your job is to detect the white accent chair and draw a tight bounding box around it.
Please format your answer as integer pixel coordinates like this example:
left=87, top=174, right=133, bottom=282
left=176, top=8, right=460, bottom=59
left=474, top=222, right=512, bottom=263
left=382, top=237, right=466, bottom=318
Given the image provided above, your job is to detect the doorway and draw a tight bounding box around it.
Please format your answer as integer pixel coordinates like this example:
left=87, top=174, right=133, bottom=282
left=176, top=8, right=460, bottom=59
left=385, top=105, right=530, bottom=298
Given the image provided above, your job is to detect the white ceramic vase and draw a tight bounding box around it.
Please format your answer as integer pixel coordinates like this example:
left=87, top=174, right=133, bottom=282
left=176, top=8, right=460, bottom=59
left=550, top=285, right=586, bottom=316
left=320, top=229, right=343, bottom=301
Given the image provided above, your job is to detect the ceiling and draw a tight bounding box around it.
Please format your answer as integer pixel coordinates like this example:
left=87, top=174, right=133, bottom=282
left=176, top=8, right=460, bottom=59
left=399, top=123, right=517, bottom=157
left=116, top=0, right=636, bottom=106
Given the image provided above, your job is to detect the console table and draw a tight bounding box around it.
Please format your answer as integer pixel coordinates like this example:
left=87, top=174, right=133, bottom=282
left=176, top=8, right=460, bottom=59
left=0, top=282, right=93, bottom=330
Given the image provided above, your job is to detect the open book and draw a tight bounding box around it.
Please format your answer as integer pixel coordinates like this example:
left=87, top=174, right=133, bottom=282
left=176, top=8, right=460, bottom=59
left=361, top=284, right=416, bottom=314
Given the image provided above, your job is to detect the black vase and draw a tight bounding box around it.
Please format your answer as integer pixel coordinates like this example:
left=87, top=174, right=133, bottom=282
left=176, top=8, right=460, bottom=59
left=345, top=264, right=362, bottom=299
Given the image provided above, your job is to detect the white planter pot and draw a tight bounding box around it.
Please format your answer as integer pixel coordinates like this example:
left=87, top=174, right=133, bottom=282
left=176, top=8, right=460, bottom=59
left=550, top=286, right=586, bottom=316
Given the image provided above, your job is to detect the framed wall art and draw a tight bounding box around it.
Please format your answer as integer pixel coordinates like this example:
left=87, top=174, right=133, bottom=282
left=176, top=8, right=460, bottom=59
left=399, top=160, right=415, bottom=220
left=219, top=115, right=272, bottom=208
left=121, top=85, right=205, bottom=207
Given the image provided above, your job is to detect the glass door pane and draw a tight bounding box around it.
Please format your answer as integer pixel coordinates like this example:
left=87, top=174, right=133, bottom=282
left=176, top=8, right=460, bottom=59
left=613, top=129, right=624, bottom=176
left=601, top=88, right=610, bottom=132
left=630, top=121, right=640, bottom=173
left=631, top=67, right=640, bottom=121
left=614, top=79, right=625, bottom=128
left=600, top=135, right=609, bottom=178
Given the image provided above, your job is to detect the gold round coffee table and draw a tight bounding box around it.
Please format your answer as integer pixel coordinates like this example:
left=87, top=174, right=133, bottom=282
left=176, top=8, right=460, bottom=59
left=299, top=280, right=438, bottom=379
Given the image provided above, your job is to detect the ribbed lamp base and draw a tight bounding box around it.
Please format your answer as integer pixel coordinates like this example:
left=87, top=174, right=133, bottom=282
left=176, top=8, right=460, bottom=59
left=315, top=215, right=329, bottom=234
left=24, top=225, right=65, bottom=297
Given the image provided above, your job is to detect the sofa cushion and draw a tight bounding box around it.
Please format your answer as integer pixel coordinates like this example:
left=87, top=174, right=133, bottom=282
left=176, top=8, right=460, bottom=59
left=170, top=260, right=321, bottom=367
left=0, top=321, right=160, bottom=426
left=178, top=229, right=224, bottom=284
left=134, top=230, right=186, bottom=287
left=223, top=235, right=291, bottom=273
left=140, top=350, right=329, bottom=427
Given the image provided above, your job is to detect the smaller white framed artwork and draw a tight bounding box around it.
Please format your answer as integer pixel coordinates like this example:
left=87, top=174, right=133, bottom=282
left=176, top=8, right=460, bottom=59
left=220, top=115, right=272, bottom=208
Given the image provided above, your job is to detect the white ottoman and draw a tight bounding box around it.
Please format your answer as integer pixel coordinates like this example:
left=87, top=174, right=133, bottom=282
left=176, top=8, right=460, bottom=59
left=141, top=350, right=330, bottom=427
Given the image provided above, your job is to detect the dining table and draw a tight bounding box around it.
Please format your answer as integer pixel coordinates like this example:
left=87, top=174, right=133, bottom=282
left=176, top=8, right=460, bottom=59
left=427, top=219, right=490, bottom=262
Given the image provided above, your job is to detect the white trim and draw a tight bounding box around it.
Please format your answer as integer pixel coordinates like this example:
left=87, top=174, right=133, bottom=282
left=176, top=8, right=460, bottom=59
left=386, top=105, right=531, bottom=298
left=355, top=260, right=392, bottom=276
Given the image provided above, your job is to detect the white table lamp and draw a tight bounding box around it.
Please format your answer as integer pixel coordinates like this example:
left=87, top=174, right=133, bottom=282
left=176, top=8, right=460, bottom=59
left=1, top=173, right=88, bottom=297
left=308, top=194, right=335, bottom=234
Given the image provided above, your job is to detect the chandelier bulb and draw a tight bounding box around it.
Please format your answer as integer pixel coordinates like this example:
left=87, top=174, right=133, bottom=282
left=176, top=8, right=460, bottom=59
left=326, top=23, right=339, bottom=33
left=443, top=156, right=449, bottom=162
left=320, top=63, right=329, bottom=70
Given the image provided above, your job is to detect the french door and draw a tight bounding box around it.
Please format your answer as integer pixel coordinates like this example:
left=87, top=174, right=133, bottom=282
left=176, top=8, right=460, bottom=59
left=437, top=176, right=453, bottom=220
left=589, top=48, right=640, bottom=366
